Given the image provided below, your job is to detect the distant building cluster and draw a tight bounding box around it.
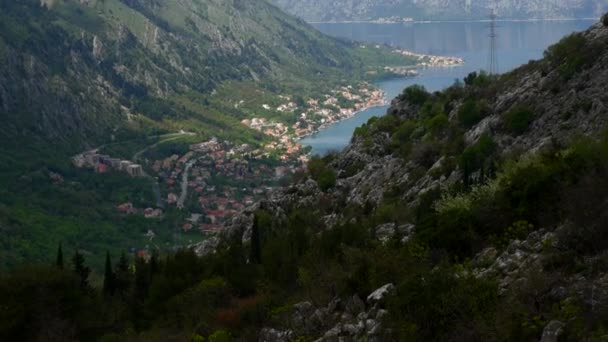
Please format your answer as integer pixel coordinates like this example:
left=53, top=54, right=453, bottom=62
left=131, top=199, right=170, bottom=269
left=243, top=83, right=385, bottom=146
left=393, top=49, right=465, bottom=68
left=73, top=151, right=144, bottom=177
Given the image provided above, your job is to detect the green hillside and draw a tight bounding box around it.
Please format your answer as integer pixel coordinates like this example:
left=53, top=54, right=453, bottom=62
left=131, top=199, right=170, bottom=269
left=0, top=0, right=417, bottom=269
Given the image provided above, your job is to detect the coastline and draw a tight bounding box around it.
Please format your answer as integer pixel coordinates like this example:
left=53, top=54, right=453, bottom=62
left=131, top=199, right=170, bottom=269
left=297, top=52, right=465, bottom=142
left=309, top=17, right=598, bottom=25
left=296, top=96, right=389, bottom=141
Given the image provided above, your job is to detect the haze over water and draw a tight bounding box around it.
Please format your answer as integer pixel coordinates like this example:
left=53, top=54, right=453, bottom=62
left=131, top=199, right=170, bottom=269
left=301, top=20, right=596, bottom=155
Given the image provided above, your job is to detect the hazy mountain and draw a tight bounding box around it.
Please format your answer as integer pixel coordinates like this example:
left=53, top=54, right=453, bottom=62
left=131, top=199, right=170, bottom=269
left=0, top=0, right=367, bottom=156
left=271, top=0, right=608, bottom=22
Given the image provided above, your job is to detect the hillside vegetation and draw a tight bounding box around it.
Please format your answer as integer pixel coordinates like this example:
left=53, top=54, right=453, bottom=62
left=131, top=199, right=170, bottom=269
left=1, top=17, right=608, bottom=342
left=0, top=0, right=417, bottom=269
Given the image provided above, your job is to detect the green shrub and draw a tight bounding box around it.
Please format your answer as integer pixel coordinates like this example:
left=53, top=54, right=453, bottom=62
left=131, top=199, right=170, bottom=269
left=399, top=85, right=430, bottom=106
left=375, top=114, right=400, bottom=133
left=208, top=330, right=230, bottom=342
left=317, top=169, right=337, bottom=191
left=544, top=33, right=589, bottom=79
left=464, top=70, right=491, bottom=87
left=504, top=107, right=535, bottom=135
left=459, top=134, right=496, bottom=175
left=342, top=161, right=365, bottom=178
left=420, top=100, right=444, bottom=120
left=391, top=120, right=418, bottom=145
left=426, top=114, right=449, bottom=134
left=308, top=155, right=338, bottom=191
left=458, top=99, right=487, bottom=128
left=388, top=269, right=498, bottom=341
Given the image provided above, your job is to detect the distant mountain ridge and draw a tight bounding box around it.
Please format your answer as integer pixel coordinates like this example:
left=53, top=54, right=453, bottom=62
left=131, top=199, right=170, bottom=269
left=271, top=0, right=608, bottom=22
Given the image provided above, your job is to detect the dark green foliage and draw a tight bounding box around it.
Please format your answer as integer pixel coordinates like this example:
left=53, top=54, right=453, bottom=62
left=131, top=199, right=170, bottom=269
left=458, top=99, right=487, bottom=128
left=0, top=266, right=85, bottom=341
left=459, top=134, right=497, bottom=187
left=388, top=270, right=498, bottom=341
left=103, top=252, right=115, bottom=296
left=114, top=252, right=131, bottom=299
left=308, top=157, right=337, bottom=191
left=544, top=33, right=596, bottom=79
left=250, top=210, right=272, bottom=264
left=463, top=71, right=491, bottom=87
left=317, top=169, right=337, bottom=191
left=504, top=106, right=535, bottom=135
left=72, top=250, right=90, bottom=291
left=399, top=85, right=430, bottom=106
left=56, top=243, right=64, bottom=269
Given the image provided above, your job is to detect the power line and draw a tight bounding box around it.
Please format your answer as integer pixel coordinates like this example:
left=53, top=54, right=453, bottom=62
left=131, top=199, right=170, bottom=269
left=488, top=10, right=499, bottom=75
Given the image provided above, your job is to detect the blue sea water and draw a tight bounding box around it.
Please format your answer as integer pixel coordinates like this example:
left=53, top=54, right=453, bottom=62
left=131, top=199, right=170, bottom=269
left=300, top=19, right=596, bottom=155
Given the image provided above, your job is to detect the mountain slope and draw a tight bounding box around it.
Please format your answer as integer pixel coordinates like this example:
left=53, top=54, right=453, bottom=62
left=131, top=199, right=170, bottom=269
left=1, top=13, right=608, bottom=342
left=271, top=0, right=608, bottom=21
left=194, top=18, right=608, bottom=340
left=0, top=0, right=381, bottom=156
left=0, top=0, right=421, bottom=269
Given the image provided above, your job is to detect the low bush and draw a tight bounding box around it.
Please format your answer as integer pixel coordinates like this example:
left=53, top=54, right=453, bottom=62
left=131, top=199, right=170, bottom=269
left=399, top=85, right=430, bottom=106
left=458, top=99, right=488, bottom=128
left=504, top=107, right=535, bottom=135
left=543, top=32, right=602, bottom=79
left=459, top=134, right=497, bottom=186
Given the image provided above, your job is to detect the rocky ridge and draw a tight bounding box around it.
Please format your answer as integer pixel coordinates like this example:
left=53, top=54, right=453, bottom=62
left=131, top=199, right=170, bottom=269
left=200, top=21, right=608, bottom=251
left=193, top=19, right=608, bottom=340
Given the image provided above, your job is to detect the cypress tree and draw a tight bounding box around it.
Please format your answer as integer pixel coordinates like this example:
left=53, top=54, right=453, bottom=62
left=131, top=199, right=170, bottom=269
left=56, top=243, right=64, bottom=269
left=115, top=252, right=131, bottom=299
left=133, top=257, right=150, bottom=302
left=103, top=252, right=115, bottom=296
left=72, top=250, right=91, bottom=291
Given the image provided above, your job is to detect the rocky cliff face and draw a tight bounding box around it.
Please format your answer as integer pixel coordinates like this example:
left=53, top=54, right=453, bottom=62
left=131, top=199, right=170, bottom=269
left=271, top=0, right=608, bottom=21
left=194, top=19, right=608, bottom=340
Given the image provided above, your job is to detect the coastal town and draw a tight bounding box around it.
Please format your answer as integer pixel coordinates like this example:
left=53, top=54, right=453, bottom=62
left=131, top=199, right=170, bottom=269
left=71, top=47, right=465, bottom=253
left=394, top=49, right=465, bottom=68
left=242, top=83, right=386, bottom=143
left=73, top=136, right=306, bottom=239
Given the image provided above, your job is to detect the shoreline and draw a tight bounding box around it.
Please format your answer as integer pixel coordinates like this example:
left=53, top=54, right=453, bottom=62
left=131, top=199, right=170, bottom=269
left=297, top=96, right=389, bottom=141
left=310, top=17, right=598, bottom=25
left=298, top=54, right=465, bottom=142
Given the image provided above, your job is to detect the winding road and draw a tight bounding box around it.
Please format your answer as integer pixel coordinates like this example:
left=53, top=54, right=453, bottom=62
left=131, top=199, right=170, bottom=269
left=131, top=132, right=194, bottom=209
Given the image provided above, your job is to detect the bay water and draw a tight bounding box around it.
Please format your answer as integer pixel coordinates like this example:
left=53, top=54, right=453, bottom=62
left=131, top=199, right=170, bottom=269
left=300, top=20, right=596, bottom=155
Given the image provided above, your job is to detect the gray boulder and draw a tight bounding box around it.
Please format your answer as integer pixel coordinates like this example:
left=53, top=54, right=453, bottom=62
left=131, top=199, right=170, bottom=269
left=540, top=320, right=565, bottom=342
left=367, top=283, right=395, bottom=305
left=259, top=328, right=293, bottom=342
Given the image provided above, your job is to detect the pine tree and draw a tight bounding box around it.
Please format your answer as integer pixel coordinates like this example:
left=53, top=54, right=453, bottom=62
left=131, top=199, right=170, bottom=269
left=56, top=243, right=64, bottom=269
left=72, top=250, right=90, bottom=291
left=103, top=252, right=115, bottom=296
